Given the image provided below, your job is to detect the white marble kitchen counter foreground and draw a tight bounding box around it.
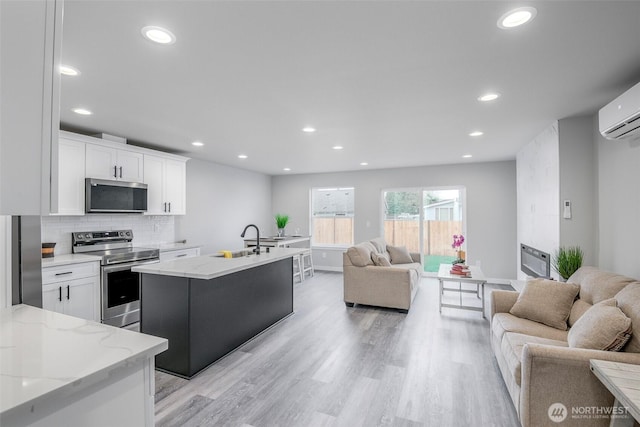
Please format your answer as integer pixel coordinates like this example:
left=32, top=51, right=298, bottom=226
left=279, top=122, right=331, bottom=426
left=132, top=247, right=308, bottom=280
left=0, top=305, right=168, bottom=420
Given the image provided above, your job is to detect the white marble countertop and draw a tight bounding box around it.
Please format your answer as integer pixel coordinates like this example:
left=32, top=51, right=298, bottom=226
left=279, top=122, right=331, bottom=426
left=132, top=247, right=306, bottom=280
left=41, top=253, right=102, bottom=268
left=141, top=242, right=201, bottom=252
left=0, top=305, right=168, bottom=419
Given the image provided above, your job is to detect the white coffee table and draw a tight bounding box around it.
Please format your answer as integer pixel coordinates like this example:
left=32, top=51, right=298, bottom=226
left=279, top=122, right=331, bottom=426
left=437, top=264, right=487, bottom=318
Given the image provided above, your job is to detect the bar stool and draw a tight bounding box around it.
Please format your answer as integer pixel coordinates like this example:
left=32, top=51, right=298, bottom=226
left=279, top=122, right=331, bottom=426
left=301, top=250, right=314, bottom=279
left=293, top=254, right=303, bottom=283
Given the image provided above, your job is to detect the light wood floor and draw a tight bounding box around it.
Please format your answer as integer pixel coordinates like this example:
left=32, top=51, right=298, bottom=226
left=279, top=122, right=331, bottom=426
left=154, top=272, right=520, bottom=426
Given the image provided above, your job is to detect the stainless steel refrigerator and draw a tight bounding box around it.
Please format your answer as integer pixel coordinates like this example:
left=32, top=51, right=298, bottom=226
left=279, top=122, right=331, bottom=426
left=11, top=216, right=42, bottom=307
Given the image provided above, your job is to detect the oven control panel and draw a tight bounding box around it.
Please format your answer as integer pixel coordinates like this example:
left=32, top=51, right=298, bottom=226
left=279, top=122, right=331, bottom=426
left=72, top=230, right=133, bottom=245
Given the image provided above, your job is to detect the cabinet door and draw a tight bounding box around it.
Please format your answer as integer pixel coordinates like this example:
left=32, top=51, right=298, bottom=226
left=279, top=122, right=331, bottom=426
left=117, top=150, right=144, bottom=182
left=86, top=144, right=118, bottom=180
left=143, top=154, right=165, bottom=214
left=42, top=285, right=64, bottom=314
left=164, top=159, right=186, bottom=215
left=64, top=276, right=98, bottom=322
left=54, top=138, right=86, bottom=215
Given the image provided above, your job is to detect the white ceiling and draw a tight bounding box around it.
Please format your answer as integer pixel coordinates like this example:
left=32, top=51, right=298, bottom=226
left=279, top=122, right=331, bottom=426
left=59, top=1, right=640, bottom=176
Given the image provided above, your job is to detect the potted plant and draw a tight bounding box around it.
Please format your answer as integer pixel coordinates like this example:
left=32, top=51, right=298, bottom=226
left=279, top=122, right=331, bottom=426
left=275, top=214, right=289, bottom=237
left=552, top=246, right=584, bottom=281
left=451, top=234, right=465, bottom=264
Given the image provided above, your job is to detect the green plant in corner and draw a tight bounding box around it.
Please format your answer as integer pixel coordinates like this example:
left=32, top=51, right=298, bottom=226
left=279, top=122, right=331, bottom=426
left=552, top=246, right=584, bottom=281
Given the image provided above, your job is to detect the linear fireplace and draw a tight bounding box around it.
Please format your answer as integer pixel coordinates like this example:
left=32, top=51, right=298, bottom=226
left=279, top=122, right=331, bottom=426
left=520, top=244, right=551, bottom=279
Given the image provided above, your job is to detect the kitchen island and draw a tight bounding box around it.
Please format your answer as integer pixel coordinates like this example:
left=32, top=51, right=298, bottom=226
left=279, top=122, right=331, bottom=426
left=133, top=247, right=305, bottom=378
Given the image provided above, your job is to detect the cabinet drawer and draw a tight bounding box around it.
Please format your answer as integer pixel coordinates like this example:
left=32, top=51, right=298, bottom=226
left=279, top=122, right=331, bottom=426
left=42, top=262, right=99, bottom=284
left=159, top=248, right=200, bottom=261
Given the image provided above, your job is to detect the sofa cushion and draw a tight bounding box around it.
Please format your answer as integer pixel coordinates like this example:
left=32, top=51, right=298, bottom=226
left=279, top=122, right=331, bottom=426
left=501, top=332, right=568, bottom=386
left=567, top=266, right=635, bottom=305
left=568, top=298, right=632, bottom=351
left=369, top=237, right=387, bottom=254
left=492, top=313, right=569, bottom=344
left=615, top=282, right=640, bottom=353
left=568, top=299, right=592, bottom=327
left=372, top=252, right=392, bottom=267
left=509, top=279, right=580, bottom=331
left=387, top=245, right=413, bottom=264
left=346, top=242, right=376, bottom=267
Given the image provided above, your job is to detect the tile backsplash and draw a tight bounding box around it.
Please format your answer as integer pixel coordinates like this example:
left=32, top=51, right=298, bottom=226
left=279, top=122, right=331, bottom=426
left=42, top=215, right=175, bottom=255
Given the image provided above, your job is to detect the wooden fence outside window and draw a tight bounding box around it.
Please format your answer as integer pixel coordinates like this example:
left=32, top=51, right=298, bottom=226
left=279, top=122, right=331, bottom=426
left=313, top=218, right=461, bottom=255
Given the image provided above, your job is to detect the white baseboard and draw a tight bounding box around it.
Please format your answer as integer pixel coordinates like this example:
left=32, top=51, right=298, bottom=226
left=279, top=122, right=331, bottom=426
left=314, top=266, right=343, bottom=273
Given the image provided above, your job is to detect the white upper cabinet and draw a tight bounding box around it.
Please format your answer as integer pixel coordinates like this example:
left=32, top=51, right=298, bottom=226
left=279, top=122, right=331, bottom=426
left=86, top=144, right=144, bottom=182
left=50, top=131, right=188, bottom=215
left=53, top=137, right=86, bottom=215
left=144, top=154, right=187, bottom=215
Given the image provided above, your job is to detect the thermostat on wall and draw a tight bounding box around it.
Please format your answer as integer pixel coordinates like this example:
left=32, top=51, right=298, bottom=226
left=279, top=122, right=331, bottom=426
left=563, top=200, right=571, bottom=219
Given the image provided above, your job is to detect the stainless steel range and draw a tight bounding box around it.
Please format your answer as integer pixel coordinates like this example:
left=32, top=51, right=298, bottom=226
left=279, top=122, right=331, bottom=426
left=72, top=230, right=159, bottom=327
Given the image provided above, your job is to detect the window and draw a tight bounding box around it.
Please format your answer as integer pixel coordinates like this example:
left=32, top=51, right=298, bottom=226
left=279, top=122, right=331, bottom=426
left=383, top=188, right=465, bottom=273
left=311, top=187, right=354, bottom=246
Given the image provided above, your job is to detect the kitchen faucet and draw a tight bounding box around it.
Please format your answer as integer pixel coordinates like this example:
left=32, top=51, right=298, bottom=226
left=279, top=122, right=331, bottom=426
left=240, top=224, right=261, bottom=254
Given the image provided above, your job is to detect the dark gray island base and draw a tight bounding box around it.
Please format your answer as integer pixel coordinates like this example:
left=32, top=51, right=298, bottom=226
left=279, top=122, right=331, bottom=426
left=140, top=257, right=293, bottom=378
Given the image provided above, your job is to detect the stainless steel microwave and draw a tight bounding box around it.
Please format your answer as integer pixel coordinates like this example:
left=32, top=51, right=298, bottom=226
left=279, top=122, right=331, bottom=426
left=85, top=178, right=148, bottom=213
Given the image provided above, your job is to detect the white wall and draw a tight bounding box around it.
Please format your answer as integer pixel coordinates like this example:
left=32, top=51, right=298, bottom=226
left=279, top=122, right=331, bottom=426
left=272, top=161, right=517, bottom=279
left=41, top=215, right=176, bottom=255
left=175, top=159, right=272, bottom=255
left=558, top=116, right=597, bottom=266
left=597, top=126, right=640, bottom=278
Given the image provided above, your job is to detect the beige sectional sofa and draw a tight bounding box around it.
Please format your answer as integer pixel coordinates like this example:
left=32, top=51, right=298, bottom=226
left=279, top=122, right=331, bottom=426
left=490, top=266, right=640, bottom=427
left=343, top=238, right=421, bottom=312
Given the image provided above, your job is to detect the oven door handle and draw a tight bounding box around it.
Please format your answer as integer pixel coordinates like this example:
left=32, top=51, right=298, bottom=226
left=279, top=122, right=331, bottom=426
left=102, top=258, right=159, bottom=273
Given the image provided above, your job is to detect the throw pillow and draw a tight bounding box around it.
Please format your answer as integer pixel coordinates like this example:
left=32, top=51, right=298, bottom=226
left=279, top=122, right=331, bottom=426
left=372, top=253, right=392, bottom=267
left=346, top=242, right=376, bottom=267
left=387, top=245, right=413, bottom=264
left=509, top=278, right=580, bottom=331
left=568, top=299, right=632, bottom=351
left=568, top=299, right=592, bottom=327
left=615, top=282, right=640, bottom=353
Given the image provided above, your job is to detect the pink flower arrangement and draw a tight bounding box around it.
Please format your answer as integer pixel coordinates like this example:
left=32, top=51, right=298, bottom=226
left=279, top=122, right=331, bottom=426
left=451, top=234, right=465, bottom=250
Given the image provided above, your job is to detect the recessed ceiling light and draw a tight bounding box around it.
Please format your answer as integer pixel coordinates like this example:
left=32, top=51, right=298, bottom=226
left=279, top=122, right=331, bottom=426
left=478, top=93, right=501, bottom=102
left=238, top=154, right=248, bottom=159
left=59, top=65, right=80, bottom=76
left=332, top=145, right=343, bottom=150
left=302, top=127, right=316, bottom=133
left=283, top=167, right=291, bottom=171
left=462, top=154, right=473, bottom=158
left=191, top=141, right=204, bottom=147
left=469, top=131, right=484, bottom=137
left=72, top=108, right=92, bottom=115
left=498, top=7, right=537, bottom=29
left=141, top=26, right=176, bottom=44
left=360, top=162, right=368, bottom=166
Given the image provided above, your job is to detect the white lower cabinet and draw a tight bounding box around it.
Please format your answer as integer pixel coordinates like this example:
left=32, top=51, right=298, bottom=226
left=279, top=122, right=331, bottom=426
left=42, top=261, right=99, bottom=322
left=159, top=247, right=200, bottom=261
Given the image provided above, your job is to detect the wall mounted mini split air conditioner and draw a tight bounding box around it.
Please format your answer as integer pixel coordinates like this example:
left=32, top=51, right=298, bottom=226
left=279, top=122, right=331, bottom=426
left=599, top=81, right=640, bottom=141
